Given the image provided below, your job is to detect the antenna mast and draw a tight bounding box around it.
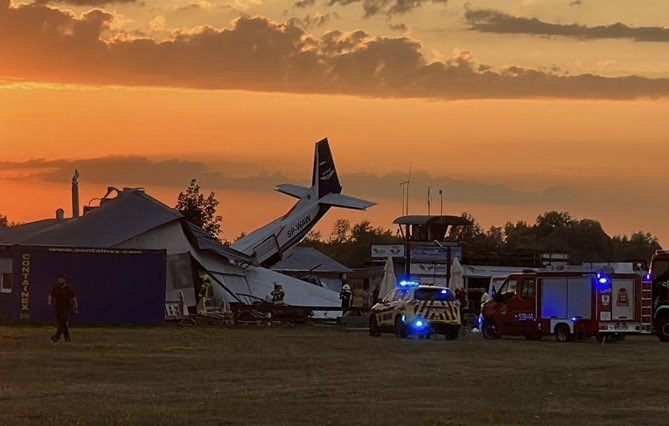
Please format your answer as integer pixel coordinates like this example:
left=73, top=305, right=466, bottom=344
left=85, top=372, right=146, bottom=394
left=399, top=164, right=412, bottom=216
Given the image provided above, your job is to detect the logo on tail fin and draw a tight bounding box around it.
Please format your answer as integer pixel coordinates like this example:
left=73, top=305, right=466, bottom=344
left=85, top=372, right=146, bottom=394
left=320, top=169, right=335, bottom=181
left=314, top=138, right=342, bottom=199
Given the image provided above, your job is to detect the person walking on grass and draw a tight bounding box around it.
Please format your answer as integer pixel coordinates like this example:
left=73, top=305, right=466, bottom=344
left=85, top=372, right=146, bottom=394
left=48, top=274, right=79, bottom=343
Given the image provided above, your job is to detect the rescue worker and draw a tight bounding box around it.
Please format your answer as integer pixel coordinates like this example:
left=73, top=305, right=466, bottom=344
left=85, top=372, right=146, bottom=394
left=196, top=274, right=212, bottom=314
left=48, top=274, right=78, bottom=343
left=340, top=283, right=352, bottom=309
left=480, top=291, right=493, bottom=306
left=371, top=284, right=380, bottom=304
left=478, top=291, right=493, bottom=331
left=270, top=283, right=285, bottom=304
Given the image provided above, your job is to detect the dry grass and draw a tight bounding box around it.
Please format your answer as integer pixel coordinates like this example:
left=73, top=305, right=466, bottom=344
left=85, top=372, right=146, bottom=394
left=0, top=324, right=667, bottom=425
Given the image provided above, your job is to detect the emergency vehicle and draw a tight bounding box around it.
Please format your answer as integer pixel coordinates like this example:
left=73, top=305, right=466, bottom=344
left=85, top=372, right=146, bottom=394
left=644, top=250, right=669, bottom=341
left=369, top=281, right=461, bottom=339
left=480, top=271, right=650, bottom=342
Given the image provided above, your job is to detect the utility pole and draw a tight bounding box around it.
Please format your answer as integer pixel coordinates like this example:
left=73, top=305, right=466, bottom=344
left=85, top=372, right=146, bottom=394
left=427, top=186, right=432, bottom=215
left=400, top=181, right=409, bottom=215
left=406, top=164, right=412, bottom=215
left=439, top=189, right=443, bottom=216
left=399, top=164, right=412, bottom=216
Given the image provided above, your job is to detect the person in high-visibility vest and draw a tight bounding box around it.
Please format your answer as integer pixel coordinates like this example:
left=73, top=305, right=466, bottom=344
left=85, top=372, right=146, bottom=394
left=270, top=283, right=285, bottom=304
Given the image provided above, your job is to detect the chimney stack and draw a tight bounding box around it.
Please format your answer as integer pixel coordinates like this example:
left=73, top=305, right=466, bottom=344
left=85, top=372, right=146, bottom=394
left=72, top=169, right=80, bottom=218
left=56, top=208, right=65, bottom=221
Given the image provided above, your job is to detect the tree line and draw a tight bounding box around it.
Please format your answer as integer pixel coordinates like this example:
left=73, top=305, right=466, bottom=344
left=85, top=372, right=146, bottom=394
left=2, top=179, right=662, bottom=269
left=301, top=211, right=662, bottom=268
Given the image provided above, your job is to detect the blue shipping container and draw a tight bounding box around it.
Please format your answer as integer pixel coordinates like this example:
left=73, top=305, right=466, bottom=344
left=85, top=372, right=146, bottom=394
left=0, top=245, right=166, bottom=325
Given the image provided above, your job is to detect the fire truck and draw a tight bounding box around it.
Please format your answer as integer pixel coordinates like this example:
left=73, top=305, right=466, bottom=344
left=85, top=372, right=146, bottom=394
left=480, top=270, right=651, bottom=342
left=645, top=250, right=669, bottom=341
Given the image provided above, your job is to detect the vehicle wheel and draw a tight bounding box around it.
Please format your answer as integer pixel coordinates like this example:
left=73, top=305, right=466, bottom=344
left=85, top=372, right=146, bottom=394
left=524, top=334, right=542, bottom=341
left=369, top=316, right=381, bottom=337
left=482, top=320, right=500, bottom=340
left=657, top=316, right=669, bottom=342
left=445, top=325, right=459, bottom=340
left=555, top=324, right=571, bottom=342
left=395, top=316, right=407, bottom=338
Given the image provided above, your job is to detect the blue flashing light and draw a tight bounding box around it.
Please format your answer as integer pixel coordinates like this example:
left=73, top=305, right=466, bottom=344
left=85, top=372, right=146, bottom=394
left=401, top=315, right=406, bottom=323
left=645, top=273, right=653, bottom=282
left=409, top=316, right=430, bottom=334
left=596, top=272, right=611, bottom=288
left=440, top=289, right=448, bottom=294
left=570, top=317, right=579, bottom=323
left=398, top=280, right=420, bottom=288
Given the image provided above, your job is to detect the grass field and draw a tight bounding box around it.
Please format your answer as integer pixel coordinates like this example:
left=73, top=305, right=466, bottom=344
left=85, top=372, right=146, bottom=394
left=0, top=324, right=667, bottom=425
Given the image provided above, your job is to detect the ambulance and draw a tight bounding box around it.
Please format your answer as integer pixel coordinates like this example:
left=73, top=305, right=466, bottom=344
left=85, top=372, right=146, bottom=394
left=369, top=281, right=461, bottom=339
left=480, top=270, right=650, bottom=342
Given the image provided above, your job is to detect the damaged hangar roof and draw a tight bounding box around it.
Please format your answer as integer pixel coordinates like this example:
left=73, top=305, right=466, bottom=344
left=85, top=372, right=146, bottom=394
left=0, top=188, right=253, bottom=264
left=0, top=189, right=182, bottom=247
left=271, top=247, right=352, bottom=274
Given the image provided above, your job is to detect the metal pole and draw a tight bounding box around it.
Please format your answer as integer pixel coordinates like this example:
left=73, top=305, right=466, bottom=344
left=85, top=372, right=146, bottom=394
left=446, top=246, right=452, bottom=288
left=439, top=189, right=443, bottom=216
left=404, top=224, right=411, bottom=278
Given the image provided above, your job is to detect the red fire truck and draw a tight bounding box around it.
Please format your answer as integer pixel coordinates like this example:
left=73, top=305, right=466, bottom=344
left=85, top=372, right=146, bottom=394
left=480, top=270, right=651, bottom=342
left=645, top=250, right=669, bottom=341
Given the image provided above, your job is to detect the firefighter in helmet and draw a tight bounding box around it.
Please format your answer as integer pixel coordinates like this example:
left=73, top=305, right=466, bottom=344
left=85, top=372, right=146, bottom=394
left=340, top=283, right=352, bottom=309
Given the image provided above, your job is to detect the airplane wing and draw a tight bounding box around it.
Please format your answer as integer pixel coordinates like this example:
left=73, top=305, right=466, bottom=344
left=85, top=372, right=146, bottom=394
left=319, top=193, right=376, bottom=210
left=275, top=184, right=310, bottom=199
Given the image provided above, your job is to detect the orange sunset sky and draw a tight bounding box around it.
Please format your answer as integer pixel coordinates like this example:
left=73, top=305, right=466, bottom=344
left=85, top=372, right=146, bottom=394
left=1, top=0, right=669, bottom=244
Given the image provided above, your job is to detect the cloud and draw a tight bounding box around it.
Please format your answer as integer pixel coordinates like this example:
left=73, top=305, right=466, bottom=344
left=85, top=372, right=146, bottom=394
left=327, top=0, right=448, bottom=18
left=35, top=0, right=136, bottom=5
left=0, top=156, right=577, bottom=207
left=465, top=8, right=669, bottom=42
left=294, top=0, right=315, bottom=7
left=569, top=0, right=583, bottom=6
left=3, top=2, right=669, bottom=99
left=288, top=13, right=336, bottom=29
left=389, top=22, right=407, bottom=32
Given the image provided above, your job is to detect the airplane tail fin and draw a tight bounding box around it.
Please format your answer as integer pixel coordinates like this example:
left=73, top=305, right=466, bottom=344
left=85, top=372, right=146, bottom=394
left=274, top=138, right=375, bottom=210
left=313, top=138, right=342, bottom=199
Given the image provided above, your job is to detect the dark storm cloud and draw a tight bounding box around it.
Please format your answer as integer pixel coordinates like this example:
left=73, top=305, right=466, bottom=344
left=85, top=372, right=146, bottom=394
left=0, top=156, right=575, bottom=206
left=3, top=1, right=669, bottom=99
left=465, top=8, right=669, bottom=42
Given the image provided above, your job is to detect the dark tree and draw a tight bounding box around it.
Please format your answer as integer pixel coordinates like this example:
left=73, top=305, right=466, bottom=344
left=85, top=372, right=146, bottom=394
left=535, top=211, right=576, bottom=238
left=612, top=231, right=661, bottom=262
left=0, top=213, right=16, bottom=227
left=176, top=179, right=222, bottom=240
left=301, top=219, right=402, bottom=268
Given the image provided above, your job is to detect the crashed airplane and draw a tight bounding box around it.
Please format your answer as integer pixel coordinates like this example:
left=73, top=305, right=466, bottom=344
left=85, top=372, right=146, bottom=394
left=231, top=138, right=376, bottom=266
left=0, top=138, right=375, bottom=311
